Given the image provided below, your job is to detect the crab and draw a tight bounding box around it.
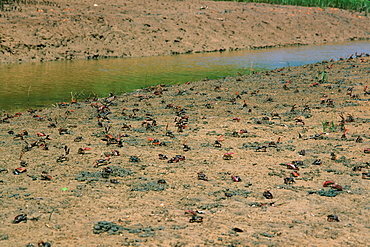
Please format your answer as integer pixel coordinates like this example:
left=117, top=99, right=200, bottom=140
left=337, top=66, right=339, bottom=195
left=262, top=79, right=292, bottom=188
left=223, top=152, right=234, bottom=160
left=93, top=157, right=110, bottom=168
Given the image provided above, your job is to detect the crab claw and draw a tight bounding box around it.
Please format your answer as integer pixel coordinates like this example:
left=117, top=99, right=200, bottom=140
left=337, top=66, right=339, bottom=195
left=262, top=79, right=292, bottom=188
left=291, top=171, right=300, bottom=177
left=331, top=184, right=343, bottom=191
left=231, top=175, right=242, bottom=182
left=323, top=181, right=335, bottom=187
left=37, top=132, right=46, bottom=137
left=287, top=163, right=299, bottom=170
left=185, top=210, right=197, bottom=216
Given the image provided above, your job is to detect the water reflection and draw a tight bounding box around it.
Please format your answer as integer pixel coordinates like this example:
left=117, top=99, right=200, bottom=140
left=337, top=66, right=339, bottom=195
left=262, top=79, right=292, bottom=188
left=0, top=40, right=369, bottom=112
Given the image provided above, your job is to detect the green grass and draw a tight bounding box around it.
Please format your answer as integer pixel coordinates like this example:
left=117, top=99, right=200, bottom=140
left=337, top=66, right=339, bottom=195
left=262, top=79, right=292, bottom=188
left=212, top=0, right=369, bottom=13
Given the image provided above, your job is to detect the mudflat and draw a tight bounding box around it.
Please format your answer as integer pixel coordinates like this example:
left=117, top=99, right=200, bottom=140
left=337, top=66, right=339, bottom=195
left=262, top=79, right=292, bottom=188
left=0, top=1, right=370, bottom=247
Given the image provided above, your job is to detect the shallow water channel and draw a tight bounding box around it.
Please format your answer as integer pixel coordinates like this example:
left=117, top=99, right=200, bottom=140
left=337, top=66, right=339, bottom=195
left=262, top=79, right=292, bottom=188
left=0, top=40, right=369, bottom=112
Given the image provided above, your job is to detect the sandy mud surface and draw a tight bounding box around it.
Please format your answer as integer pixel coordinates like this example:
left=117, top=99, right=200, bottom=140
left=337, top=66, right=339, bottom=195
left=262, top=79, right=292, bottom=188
left=0, top=1, right=370, bottom=247
left=1, top=54, right=370, bottom=246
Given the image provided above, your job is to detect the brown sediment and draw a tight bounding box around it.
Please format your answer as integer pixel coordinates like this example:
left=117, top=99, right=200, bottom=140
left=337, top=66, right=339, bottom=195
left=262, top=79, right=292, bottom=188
left=0, top=0, right=369, bottom=64
left=0, top=54, right=369, bottom=246
left=0, top=1, right=370, bottom=246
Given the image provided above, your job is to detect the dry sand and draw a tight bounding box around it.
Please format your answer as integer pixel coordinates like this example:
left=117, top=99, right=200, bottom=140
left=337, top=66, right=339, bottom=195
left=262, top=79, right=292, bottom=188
left=0, top=0, right=369, bottom=63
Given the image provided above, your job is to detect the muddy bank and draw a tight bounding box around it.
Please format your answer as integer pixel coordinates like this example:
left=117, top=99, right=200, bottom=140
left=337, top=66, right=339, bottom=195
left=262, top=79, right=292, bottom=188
left=0, top=54, right=369, bottom=246
left=0, top=0, right=370, bottom=63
